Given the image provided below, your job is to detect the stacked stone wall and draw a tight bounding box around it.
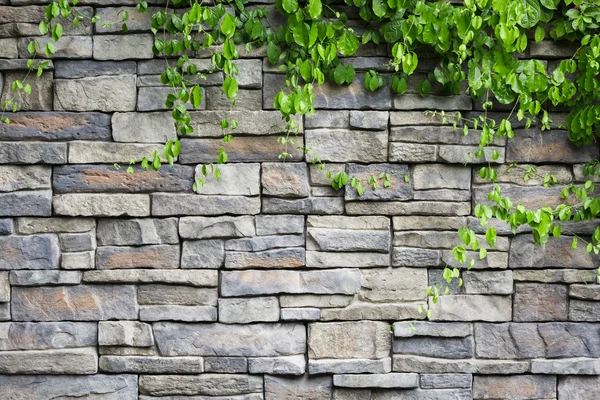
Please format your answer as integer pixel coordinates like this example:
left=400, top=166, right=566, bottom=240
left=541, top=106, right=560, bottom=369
left=0, top=1, right=600, bottom=398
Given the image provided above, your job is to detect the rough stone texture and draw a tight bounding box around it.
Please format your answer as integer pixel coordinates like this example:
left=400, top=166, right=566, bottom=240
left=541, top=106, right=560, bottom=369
left=154, top=322, right=306, bottom=357
left=11, top=285, right=138, bottom=321
left=513, top=283, right=568, bottom=321
left=54, top=75, right=137, bottom=111
left=0, top=374, right=138, bottom=398
left=0, top=7, right=594, bottom=395
left=473, top=375, right=556, bottom=399
left=0, top=234, right=59, bottom=269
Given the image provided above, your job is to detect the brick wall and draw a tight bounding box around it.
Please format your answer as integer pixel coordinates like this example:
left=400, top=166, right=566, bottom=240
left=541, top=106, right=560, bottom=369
left=1, top=1, right=600, bottom=399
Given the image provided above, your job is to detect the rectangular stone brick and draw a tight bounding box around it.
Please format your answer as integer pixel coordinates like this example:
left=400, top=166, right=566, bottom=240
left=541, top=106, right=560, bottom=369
left=346, top=163, right=412, bottom=201
left=0, top=190, right=52, bottom=216
left=55, top=60, right=137, bottom=78
left=320, top=302, right=424, bottom=322
left=53, top=193, right=150, bottom=216
left=0, top=321, right=96, bottom=350
left=429, top=295, right=512, bottom=322
left=19, top=36, right=92, bottom=58
left=346, top=201, right=471, bottom=216
left=0, top=375, right=138, bottom=398
left=93, top=34, right=154, bottom=60
left=0, top=112, right=111, bottom=141
left=333, top=373, right=418, bottom=388
left=96, top=245, right=180, bottom=269
left=11, top=285, right=138, bottom=321
left=54, top=75, right=137, bottom=112
left=112, top=111, right=175, bottom=143
left=16, top=217, right=95, bottom=234
left=9, top=270, right=82, bottom=286
left=180, top=216, right=255, bottom=239
left=438, top=145, right=505, bottom=164
left=308, top=321, right=391, bottom=359
left=138, top=86, right=204, bottom=111
left=138, top=285, right=217, bottom=306
left=305, top=129, right=388, bottom=162
left=393, top=355, right=529, bottom=374
left=388, top=142, right=438, bottom=162
left=204, top=357, right=248, bottom=373
left=0, top=348, right=98, bottom=374
left=0, top=234, right=59, bottom=269
left=154, top=322, right=306, bottom=357
left=0, top=271, right=8, bottom=302
left=83, top=269, right=218, bottom=287
left=61, top=250, right=95, bottom=270
left=0, top=142, right=67, bottom=164
left=507, top=129, right=599, bottom=163
left=139, top=374, right=263, bottom=397
left=97, top=218, right=179, bottom=246
left=54, top=164, right=194, bottom=193
left=187, top=110, right=293, bottom=137
left=262, top=197, right=345, bottom=215
left=219, top=297, right=280, bottom=323
left=140, top=305, right=217, bottom=322
left=152, top=194, right=261, bottom=216
left=309, top=358, right=391, bottom=374
left=393, top=94, right=472, bottom=110
left=510, top=235, right=598, bottom=269
left=179, top=136, right=304, bottom=163
left=514, top=283, right=568, bottom=321
left=225, top=248, right=304, bottom=269
left=221, top=269, right=361, bottom=296
left=393, top=337, right=473, bottom=359
left=68, top=141, right=163, bottom=163
left=196, top=163, right=260, bottom=196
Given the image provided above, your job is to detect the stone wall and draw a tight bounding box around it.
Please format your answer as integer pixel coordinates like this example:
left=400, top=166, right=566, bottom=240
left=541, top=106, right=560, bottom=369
left=1, top=1, right=600, bottom=399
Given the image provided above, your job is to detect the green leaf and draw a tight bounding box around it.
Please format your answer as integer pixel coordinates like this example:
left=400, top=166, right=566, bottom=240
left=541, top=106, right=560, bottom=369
left=220, top=13, right=236, bottom=37
left=267, top=41, right=280, bottom=64
left=518, top=0, right=541, bottom=29
left=337, top=31, right=359, bottom=56
left=308, top=0, right=322, bottom=20
left=372, top=0, right=387, bottom=18
left=282, top=0, right=299, bottom=13
left=299, top=59, right=312, bottom=82
left=534, top=25, right=545, bottom=42
left=192, top=85, right=202, bottom=109
left=27, top=41, right=36, bottom=55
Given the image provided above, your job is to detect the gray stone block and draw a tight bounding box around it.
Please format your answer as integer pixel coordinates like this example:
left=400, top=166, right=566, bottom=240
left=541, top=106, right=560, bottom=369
left=389, top=143, right=437, bottom=162
left=531, top=358, right=600, bottom=375
left=9, top=270, right=82, bottom=286
left=333, top=373, right=418, bottom=388
left=0, top=347, right=98, bottom=374
left=429, top=295, right=512, bottom=322
left=152, top=194, right=261, bottom=216
left=96, top=245, right=180, bottom=269
left=262, top=163, right=310, bottom=198
left=67, top=142, right=164, bottom=163
left=1, top=71, right=53, bottom=111
left=0, top=322, right=96, bottom=350
left=204, top=357, right=248, bottom=373
left=154, top=322, right=306, bottom=357
left=97, top=218, right=179, bottom=246
left=61, top=250, right=95, bottom=270
left=393, top=337, right=473, bottom=359
left=281, top=308, right=321, bottom=321
left=225, top=248, right=305, bottom=269
left=463, top=271, right=513, bottom=294
left=100, top=355, right=204, bottom=373
left=420, top=374, right=473, bottom=389
left=55, top=75, right=137, bottom=112
left=248, top=355, right=306, bottom=375
left=112, top=111, right=176, bottom=143
left=195, top=163, right=261, bottom=196
left=393, top=355, right=529, bottom=374
left=221, top=269, right=361, bottom=296
left=346, top=163, right=413, bottom=201
left=361, top=268, right=427, bottom=302
left=514, top=283, right=568, bottom=321
left=180, top=216, right=255, bottom=239
left=16, top=217, right=95, bottom=234
left=93, top=34, right=154, bottom=60
left=0, top=190, right=52, bottom=216
left=0, top=166, right=48, bottom=192
left=219, top=297, right=280, bottom=323
left=0, top=234, right=59, bottom=269
left=473, top=375, right=556, bottom=399
left=569, top=300, right=600, bottom=321
left=180, top=137, right=304, bottom=163
left=349, top=111, right=389, bottom=130
left=510, top=235, right=597, bottom=269
left=255, top=215, right=304, bottom=236
left=140, top=305, right=218, bottom=322
left=320, top=302, right=423, bottom=321
left=0, top=112, right=111, bottom=141
left=305, top=129, right=388, bottom=162
left=307, top=251, right=390, bottom=268
left=98, top=320, right=153, bottom=347
left=59, top=231, right=95, bottom=252
left=182, top=240, right=225, bottom=269
left=0, top=374, right=138, bottom=399
left=11, top=285, right=138, bottom=321
left=54, top=60, right=137, bottom=78
left=265, top=375, right=332, bottom=400
left=53, top=193, right=150, bottom=217
left=0, top=142, right=66, bottom=163
left=139, top=374, right=263, bottom=396
left=83, top=269, right=217, bottom=286
left=558, top=376, right=600, bottom=400
left=308, top=321, right=390, bottom=360
left=309, top=358, right=392, bottom=374
left=0, top=218, right=12, bottom=235
left=138, top=285, right=217, bottom=306
left=507, top=129, right=599, bottom=163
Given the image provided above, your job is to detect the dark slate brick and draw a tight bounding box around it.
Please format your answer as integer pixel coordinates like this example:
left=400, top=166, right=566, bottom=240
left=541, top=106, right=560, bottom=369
left=0, top=112, right=111, bottom=141
left=54, top=60, right=137, bottom=78
left=53, top=164, right=195, bottom=193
